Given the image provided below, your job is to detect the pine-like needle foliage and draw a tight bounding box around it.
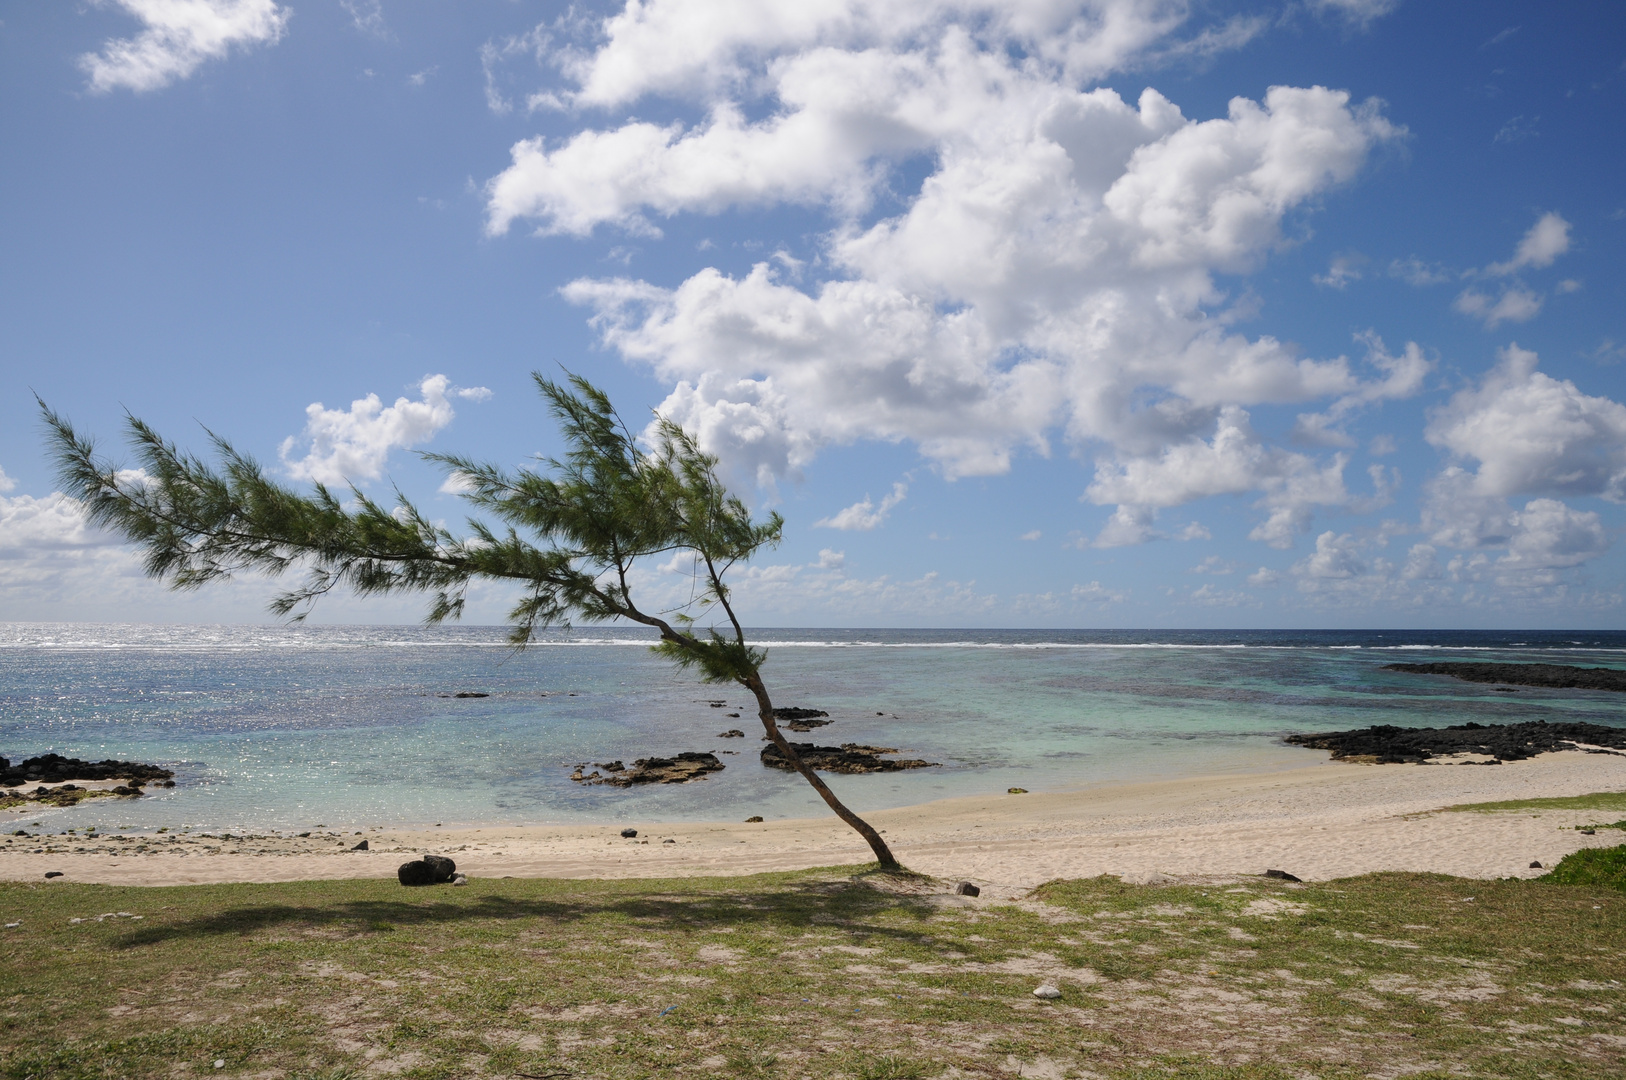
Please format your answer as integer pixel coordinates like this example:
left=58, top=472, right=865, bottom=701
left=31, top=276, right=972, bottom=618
left=40, top=373, right=899, bottom=868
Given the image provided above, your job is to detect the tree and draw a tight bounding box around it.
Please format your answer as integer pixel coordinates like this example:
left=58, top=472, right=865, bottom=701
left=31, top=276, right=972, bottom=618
left=40, top=374, right=900, bottom=869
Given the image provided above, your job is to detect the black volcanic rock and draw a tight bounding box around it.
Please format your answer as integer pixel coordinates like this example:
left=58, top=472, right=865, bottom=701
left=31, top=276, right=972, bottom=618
left=773, top=707, right=831, bottom=731
left=1382, top=661, right=1626, bottom=692
left=760, top=742, right=938, bottom=774
left=572, top=753, right=724, bottom=786
left=1, top=754, right=173, bottom=788
left=1284, top=721, right=1626, bottom=763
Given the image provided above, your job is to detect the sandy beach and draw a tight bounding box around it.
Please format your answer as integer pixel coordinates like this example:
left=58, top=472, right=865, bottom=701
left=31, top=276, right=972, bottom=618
left=4, top=751, right=1623, bottom=890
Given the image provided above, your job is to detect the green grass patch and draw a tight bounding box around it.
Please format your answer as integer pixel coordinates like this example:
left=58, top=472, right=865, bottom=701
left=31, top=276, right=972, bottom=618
left=1443, top=790, right=1626, bottom=813
left=1541, top=844, right=1626, bottom=892
left=0, top=867, right=1622, bottom=1079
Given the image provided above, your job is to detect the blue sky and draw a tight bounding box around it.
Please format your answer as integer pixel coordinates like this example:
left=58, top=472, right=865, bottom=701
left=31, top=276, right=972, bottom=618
left=2, top=0, right=1624, bottom=628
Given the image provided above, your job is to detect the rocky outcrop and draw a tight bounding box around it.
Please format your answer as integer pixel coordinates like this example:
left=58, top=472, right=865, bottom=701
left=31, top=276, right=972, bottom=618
left=398, top=854, right=457, bottom=886
left=1382, top=661, right=1626, bottom=692
left=0, top=754, right=174, bottom=787
left=1284, top=720, right=1626, bottom=763
left=760, top=742, right=938, bottom=774
left=773, top=707, right=832, bottom=732
left=570, top=752, right=725, bottom=786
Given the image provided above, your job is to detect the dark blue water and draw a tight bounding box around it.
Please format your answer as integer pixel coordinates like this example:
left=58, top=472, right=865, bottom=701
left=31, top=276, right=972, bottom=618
left=2, top=624, right=1622, bottom=831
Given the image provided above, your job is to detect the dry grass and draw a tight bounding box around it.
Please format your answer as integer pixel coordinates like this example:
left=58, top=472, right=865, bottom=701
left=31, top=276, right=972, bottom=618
left=0, top=866, right=1622, bottom=1079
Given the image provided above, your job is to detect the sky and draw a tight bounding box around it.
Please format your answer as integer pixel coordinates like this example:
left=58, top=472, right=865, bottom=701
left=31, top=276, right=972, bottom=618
left=2, top=0, right=1625, bottom=629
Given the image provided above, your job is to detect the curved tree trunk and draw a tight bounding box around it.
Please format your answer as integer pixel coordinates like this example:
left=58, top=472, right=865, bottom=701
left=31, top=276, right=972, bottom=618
left=742, top=672, right=900, bottom=869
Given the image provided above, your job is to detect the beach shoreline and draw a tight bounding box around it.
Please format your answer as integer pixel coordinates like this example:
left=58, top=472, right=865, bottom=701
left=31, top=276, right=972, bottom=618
left=3, top=751, right=1623, bottom=889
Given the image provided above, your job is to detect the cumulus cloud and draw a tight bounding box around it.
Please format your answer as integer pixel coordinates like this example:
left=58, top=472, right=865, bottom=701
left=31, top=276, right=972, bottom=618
left=489, top=1, right=1408, bottom=547
left=815, top=482, right=908, bottom=530
left=1426, top=344, right=1626, bottom=502
left=80, top=0, right=289, bottom=94
left=551, top=0, right=1193, bottom=112
left=1453, top=284, right=1542, bottom=328
left=0, top=466, right=15, bottom=494
left=550, top=79, right=1398, bottom=477
left=1487, top=212, right=1571, bottom=276
left=1291, top=331, right=1430, bottom=447
left=279, top=375, right=490, bottom=486
left=1084, top=405, right=1387, bottom=548
left=1451, top=213, right=1572, bottom=329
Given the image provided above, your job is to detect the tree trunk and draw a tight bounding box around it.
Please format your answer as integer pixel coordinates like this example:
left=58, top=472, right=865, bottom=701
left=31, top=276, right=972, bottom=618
left=743, top=673, right=900, bottom=870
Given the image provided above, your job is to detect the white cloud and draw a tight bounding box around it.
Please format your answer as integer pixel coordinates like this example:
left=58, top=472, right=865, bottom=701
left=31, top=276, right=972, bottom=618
left=1291, top=331, right=1429, bottom=447
left=0, top=466, right=15, bottom=494
left=1071, top=581, right=1127, bottom=604
left=1426, top=344, right=1626, bottom=502
left=552, top=0, right=1194, bottom=112
left=1453, top=284, right=1543, bottom=328
left=1188, top=583, right=1251, bottom=606
left=1387, top=256, right=1451, bottom=287
left=1246, top=566, right=1279, bottom=586
left=341, top=0, right=387, bottom=38
left=1487, top=212, right=1571, bottom=276
left=1084, top=405, right=1372, bottom=548
left=80, top=0, right=289, bottom=94
left=1020, top=529, right=1042, bottom=541
left=279, top=374, right=488, bottom=486
left=815, top=481, right=908, bottom=530
left=1310, top=0, right=1401, bottom=27
left=491, top=2, right=1408, bottom=545
left=1497, top=499, right=1607, bottom=581
left=1312, top=254, right=1364, bottom=289
left=549, top=77, right=1397, bottom=484
left=1295, top=530, right=1366, bottom=579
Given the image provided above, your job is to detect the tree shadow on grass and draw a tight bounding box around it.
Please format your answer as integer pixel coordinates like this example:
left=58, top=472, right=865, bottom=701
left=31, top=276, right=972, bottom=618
left=108, top=866, right=945, bottom=950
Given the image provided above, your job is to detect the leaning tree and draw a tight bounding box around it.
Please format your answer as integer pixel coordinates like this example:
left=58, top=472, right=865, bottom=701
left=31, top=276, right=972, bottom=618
left=41, top=374, right=899, bottom=868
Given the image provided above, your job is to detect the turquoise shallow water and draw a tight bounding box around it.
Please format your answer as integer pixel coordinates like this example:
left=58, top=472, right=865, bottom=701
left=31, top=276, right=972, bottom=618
left=2, top=624, right=1623, bottom=832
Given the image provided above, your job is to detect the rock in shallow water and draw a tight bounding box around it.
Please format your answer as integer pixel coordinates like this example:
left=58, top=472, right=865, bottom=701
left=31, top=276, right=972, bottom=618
left=759, top=743, right=938, bottom=774
left=574, top=753, right=725, bottom=786
left=1284, top=720, right=1626, bottom=764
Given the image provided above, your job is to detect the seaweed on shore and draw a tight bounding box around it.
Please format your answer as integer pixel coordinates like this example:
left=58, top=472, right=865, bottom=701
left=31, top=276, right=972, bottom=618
left=1381, top=661, right=1626, bottom=692
left=1284, top=720, right=1626, bottom=764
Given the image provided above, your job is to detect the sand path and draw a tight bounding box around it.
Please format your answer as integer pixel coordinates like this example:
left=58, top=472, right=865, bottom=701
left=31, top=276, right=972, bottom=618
left=3, top=753, right=1623, bottom=890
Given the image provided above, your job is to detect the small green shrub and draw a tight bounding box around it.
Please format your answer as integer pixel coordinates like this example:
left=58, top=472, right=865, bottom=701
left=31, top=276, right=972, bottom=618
left=1541, top=843, right=1626, bottom=891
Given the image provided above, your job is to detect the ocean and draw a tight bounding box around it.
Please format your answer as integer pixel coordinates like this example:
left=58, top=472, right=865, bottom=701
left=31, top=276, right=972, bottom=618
left=2, top=624, right=1624, bottom=832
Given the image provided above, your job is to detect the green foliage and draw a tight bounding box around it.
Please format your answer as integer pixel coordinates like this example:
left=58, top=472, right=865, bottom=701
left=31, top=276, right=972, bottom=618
left=39, top=373, right=781, bottom=671
left=1541, top=843, right=1626, bottom=891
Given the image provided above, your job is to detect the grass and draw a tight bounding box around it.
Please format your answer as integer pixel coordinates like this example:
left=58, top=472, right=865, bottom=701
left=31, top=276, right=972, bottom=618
left=1443, top=790, right=1626, bottom=813
left=0, top=865, right=1621, bottom=1079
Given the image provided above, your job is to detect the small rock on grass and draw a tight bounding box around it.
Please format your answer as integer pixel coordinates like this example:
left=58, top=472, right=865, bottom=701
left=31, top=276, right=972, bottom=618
left=1263, top=868, right=1302, bottom=882
left=397, top=855, right=457, bottom=886
left=1530, top=860, right=1543, bottom=869
left=953, top=881, right=980, bottom=897
left=44, top=871, right=63, bottom=879
left=1033, top=985, right=1061, bottom=999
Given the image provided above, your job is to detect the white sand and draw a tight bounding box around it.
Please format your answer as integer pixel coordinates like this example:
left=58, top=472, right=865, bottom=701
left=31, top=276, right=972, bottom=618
left=3, top=753, right=1622, bottom=889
